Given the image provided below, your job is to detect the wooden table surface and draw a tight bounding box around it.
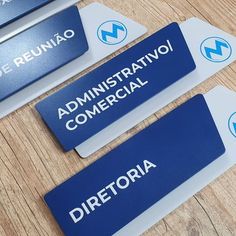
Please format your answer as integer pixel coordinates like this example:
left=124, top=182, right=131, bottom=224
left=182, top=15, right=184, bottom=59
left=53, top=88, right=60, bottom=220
left=1, top=0, right=236, bottom=235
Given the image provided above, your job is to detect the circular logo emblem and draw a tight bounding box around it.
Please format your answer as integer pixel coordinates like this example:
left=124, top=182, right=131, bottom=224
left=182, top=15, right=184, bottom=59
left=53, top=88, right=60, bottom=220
left=228, top=112, right=236, bottom=138
left=97, top=20, right=128, bottom=45
left=200, top=37, right=232, bottom=63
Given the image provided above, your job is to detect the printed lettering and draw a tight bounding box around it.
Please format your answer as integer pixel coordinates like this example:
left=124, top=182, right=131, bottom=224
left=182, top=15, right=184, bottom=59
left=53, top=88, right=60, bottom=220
left=69, top=160, right=157, bottom=223
left=56, top=40, right=173, bottom=130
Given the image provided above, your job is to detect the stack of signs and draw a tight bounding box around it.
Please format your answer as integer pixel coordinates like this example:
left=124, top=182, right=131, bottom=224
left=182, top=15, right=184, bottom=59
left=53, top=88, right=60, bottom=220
left=3, top=2, right=236, bottom=235
left=36, top=15, right=236, bottom=236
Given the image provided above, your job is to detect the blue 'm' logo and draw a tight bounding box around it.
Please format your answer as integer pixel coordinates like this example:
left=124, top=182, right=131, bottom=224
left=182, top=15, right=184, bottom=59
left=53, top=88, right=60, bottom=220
left=97, top=20, right=128, bottom=45
left=228, top=112, right=236, bottom=138
left=200, top=37, right=232, bottom=63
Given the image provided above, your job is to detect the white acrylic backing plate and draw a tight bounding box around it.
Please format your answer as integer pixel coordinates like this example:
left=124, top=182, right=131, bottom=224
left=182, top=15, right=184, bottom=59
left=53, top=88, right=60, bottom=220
left=75, top=17, right=236, bottom=157
left=0, top=0, right=80, bottom=43
left=114, top=86, right=236, bottom=236
left=0, top=2, right=147, bottom=118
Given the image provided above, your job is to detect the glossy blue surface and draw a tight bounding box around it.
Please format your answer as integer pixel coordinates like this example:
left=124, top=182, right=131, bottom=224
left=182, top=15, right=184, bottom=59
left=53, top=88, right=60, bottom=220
left=0, top=0, right=53, bottom=27
left=0, top=6, right=88, bottom=101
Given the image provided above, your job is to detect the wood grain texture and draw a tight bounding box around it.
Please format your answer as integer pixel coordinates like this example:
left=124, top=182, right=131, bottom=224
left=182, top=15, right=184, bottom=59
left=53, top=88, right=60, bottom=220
left=0, top=0, right=236, bottom=235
